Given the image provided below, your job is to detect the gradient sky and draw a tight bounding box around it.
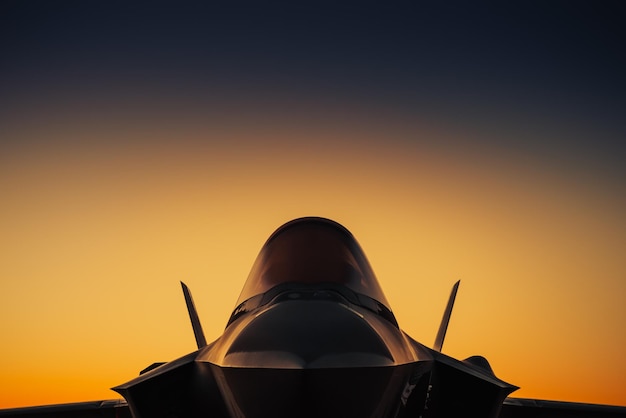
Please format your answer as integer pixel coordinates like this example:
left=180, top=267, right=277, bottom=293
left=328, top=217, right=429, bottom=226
left=1, top=1, right=625, bottom=409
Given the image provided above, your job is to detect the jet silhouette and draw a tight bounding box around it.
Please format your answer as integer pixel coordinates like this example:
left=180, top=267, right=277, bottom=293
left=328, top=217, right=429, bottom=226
left=2, top=218, right=624, bottom=417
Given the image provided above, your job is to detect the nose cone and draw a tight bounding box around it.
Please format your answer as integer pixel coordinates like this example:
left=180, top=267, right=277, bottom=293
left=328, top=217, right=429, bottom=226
left=221, top=299, right=395, bottom=369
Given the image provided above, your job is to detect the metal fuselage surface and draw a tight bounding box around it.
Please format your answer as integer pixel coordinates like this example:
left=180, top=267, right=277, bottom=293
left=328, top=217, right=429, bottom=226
left=114, top=218, right=516, bottom=418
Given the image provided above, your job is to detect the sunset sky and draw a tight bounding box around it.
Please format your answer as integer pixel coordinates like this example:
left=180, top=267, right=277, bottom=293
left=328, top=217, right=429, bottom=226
left=1, top=1, right=625, bottom=409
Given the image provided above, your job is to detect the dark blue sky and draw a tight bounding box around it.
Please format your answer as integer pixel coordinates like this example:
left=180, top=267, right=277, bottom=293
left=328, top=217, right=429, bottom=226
left=2, top=1, right=625, bottom=170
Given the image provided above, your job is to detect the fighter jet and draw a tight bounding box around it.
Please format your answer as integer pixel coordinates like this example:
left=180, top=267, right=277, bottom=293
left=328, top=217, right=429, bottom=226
left=1, top=217, right=624, bottom=417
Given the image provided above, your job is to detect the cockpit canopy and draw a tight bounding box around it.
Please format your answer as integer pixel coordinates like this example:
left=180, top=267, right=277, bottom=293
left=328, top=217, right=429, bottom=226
left=235, top=217, right=392, bottom=311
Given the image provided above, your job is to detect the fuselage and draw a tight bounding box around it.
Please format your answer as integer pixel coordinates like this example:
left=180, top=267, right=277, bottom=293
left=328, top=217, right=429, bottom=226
left=114, top=217, right=516, bottom=418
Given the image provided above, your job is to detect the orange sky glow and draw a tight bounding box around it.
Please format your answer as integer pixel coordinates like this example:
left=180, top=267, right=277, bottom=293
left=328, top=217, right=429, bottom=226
left=1, top=105, right=624, bottom=408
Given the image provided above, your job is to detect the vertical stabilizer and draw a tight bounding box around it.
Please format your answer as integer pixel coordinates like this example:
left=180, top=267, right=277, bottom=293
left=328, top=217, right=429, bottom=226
left=181, top=281, right=207, bottom=349
left=433, top=280, right=460, bottom=352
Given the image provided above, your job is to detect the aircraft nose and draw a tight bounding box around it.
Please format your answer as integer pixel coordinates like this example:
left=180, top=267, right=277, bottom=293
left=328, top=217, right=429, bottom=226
left=221, top=298, right=395, bottom=369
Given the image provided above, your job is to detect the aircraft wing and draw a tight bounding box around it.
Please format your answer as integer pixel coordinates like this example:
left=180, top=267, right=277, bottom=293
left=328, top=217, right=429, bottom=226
left=500, top=397, right=626, bottom=417
left=2, top=397, right=624, bottom=418
left=0, top=400, right=130, bottom=418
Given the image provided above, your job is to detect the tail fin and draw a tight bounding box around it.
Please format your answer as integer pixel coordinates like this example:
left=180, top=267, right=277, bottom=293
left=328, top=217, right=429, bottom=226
left=433, top=280, right=460, bottom=352
left=181, top=281, right=207, bottom=349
